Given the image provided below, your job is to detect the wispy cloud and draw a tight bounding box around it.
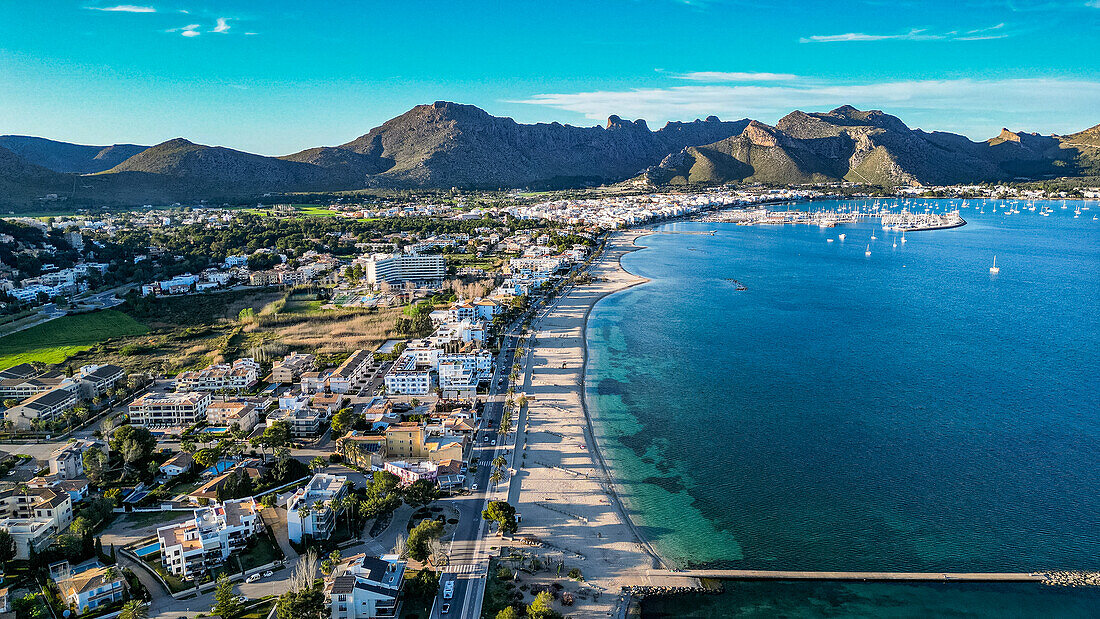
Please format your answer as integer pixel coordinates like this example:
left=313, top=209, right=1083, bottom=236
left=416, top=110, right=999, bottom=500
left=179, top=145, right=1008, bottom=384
left=169, top=23, right=201, bottom=37
left=802, top=23, right=1010, bottom=43
left=512, top=77, right=1100, bottom=138
left=674, top=71, right=800, bottom=82
left=1086, top=0, right=1100, bottom=7
left=85, top=4, right=156, bottom=12
left=213, top=17, right=231, bottom=33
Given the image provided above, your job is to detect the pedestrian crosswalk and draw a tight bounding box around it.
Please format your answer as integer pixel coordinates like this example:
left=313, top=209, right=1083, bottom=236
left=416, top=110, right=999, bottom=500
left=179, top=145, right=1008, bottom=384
left=445, top=562, right=488, bottom=575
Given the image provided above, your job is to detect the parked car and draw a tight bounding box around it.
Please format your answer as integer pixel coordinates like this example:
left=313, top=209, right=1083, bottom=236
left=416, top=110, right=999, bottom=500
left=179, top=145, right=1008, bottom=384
left=263, top=570, right=273, bottom=577
left=246, top=573, right=260, bottom=583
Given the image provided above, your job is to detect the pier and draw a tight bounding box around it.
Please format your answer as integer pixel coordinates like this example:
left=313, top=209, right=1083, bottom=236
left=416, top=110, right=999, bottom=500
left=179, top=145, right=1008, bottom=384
left=648, top=569, right=1100, bottom=585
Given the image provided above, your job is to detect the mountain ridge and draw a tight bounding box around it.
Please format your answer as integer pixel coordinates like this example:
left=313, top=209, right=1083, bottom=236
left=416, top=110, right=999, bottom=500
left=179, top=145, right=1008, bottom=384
left=0, top=102, right=1097, bottom=209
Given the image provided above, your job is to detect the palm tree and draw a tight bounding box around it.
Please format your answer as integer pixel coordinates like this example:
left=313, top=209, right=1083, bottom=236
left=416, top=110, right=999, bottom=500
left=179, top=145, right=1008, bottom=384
left=489, top=469, right=503, bottom=488
left=119, top=600, right=149, bottom=619
left=492, top=455, right=507, bottom=470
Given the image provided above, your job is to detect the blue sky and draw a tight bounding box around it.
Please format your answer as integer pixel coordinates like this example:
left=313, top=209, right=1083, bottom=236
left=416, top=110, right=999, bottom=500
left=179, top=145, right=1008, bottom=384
left=1, top=0, right=1098, bottom=155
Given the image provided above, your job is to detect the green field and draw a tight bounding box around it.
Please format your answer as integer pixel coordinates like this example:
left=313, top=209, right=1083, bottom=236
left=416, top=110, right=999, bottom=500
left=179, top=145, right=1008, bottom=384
left=0, top=310, right=149, bottom=370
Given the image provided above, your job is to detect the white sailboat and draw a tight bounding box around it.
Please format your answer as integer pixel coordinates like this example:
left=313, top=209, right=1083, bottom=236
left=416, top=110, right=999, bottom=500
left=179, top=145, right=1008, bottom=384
left=865, top=245, right=872, bottom=257
left=990, top=256, right=1000, bottom=275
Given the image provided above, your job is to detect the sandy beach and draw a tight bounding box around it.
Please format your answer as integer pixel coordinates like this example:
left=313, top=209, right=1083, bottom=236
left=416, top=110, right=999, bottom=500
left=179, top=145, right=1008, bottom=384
left=506, top=230, right=696, bottom=617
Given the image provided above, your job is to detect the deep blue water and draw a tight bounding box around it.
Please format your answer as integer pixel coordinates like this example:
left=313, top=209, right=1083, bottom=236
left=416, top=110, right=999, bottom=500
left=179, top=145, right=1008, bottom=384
left=584, top=198, right=1100, bottom=614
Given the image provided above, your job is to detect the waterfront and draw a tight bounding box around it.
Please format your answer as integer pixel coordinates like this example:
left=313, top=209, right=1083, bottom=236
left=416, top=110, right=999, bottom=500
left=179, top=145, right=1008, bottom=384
left=584, top=199, right=1100, bottom=611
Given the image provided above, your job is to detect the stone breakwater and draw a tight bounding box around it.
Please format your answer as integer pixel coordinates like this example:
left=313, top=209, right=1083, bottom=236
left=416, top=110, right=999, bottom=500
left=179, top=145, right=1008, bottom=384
left=1042, top=572, right=1100, bottom=587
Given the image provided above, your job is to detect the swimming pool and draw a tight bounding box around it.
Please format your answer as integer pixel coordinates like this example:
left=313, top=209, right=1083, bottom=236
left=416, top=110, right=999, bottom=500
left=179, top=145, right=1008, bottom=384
left=197, top=426, right=229, bottom=434
left=134, top=542, right=160, bottom=557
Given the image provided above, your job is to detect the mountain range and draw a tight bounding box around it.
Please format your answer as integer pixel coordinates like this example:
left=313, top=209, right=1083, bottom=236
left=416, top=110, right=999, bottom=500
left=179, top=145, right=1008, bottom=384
left=1, top=101, right=1096, bottom=211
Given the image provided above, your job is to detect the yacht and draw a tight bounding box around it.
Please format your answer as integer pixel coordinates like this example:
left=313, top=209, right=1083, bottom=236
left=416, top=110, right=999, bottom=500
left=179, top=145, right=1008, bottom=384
left=990, top=256, right=1000, bottom=275
left=865, top=245, right=872, bottom=257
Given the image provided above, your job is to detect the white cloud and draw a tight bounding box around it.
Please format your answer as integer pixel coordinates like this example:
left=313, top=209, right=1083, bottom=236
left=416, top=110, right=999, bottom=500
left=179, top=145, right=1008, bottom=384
left=1086, top=0, right=1100, bottom=7
left=802, top=23, right=1010, bottom=43
left=674, top=71, right=800, bottom=82
left=86, top=4, right=156, bottom=12
left=511, top=77, right=1100, bottom=139
left=170, top=23, right=201, bottom=37
left=213, top=17, right=231, bottom=33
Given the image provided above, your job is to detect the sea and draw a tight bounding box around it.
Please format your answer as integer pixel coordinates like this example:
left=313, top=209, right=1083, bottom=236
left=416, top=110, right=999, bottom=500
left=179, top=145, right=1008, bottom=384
left=583, top=198, right=1100, bottom=617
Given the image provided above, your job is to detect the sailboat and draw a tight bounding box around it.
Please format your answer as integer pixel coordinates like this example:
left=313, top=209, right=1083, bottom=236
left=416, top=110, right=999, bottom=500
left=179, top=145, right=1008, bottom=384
left=838, top=233, right=846, bottom=241
left=990, top=256, right=1000, bottom=275
left=901, top=234, right=907, bottom=244
left=865, top=245, right=872, bottom=257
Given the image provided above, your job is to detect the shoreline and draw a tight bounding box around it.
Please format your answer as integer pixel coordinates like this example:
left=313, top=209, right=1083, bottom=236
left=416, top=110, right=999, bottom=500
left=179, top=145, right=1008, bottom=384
left=576, top=231, right=665, bottom=569
left=514, top=228, right=695, bottom=618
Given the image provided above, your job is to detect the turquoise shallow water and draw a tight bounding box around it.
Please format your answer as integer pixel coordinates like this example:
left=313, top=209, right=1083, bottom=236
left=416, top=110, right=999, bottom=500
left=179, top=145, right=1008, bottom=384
left=584, top=198, right=1100, bottom=614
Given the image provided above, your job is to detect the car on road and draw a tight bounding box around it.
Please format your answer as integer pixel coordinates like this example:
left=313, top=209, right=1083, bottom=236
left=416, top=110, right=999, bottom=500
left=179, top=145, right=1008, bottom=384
left=492, top=440, right=497, bottom=445
left=441, top=603, right=451, bottom=614
left=236, top=595, right=248, bottom=603
left=263, top=570, right=273, bottom=577
left=443, top=580, right=455, bottom=600
left=246, top=573, right=260, bottom=583
left=472, top=483, right=479, bottom=491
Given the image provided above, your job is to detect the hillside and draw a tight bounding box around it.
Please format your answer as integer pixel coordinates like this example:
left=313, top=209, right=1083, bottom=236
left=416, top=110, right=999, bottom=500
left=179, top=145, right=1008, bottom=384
left=102, top=138, right=335, bottom=197
left=284, top=101, right=752, bottom=189
left=0, top=103, right=1097, bottom=209
left=0, top=135, right=148, bottom=173
left=0, top=145, right=78, bottom=208
left=640, top=106, right=1098, bottom=187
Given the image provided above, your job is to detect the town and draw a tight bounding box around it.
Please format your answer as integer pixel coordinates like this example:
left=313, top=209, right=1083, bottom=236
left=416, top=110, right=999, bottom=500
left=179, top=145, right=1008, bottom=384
left=0, top=182, right=1098, bottom=619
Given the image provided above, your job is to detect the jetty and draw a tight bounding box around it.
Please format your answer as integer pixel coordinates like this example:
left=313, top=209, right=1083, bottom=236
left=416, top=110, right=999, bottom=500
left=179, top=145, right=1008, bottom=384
left=647, top=569, right=1100, bottom=586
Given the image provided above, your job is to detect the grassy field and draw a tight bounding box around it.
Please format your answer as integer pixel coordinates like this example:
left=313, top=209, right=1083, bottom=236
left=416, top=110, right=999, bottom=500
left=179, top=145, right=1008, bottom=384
left=0, top=310, right=149, bottom=370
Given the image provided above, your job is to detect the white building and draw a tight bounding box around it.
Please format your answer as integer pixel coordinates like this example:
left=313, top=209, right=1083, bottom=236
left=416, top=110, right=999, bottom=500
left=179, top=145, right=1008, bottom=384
left=0, top=485, right=74, bottom=559
left=157, top=497, right=263, bottom=579
left=357, top=253, right=445, bottom=285
left=325, top=553, right=406, bottom=619
left=287, top=473, right=347, bottom=544
left=383, top=354, right=432, bottom=396
left=175, top=358, right=259, bottom=392
left=128, top=391, right=211, bottom=427
left=52, top=562, right=126, bottom=614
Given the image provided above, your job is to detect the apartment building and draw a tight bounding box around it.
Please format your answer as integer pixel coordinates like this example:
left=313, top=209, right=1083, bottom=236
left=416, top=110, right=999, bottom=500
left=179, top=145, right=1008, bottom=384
left=6, top=385, right=78, bottom=429
left=206, top=401, right=259, bottom=433
left=383, top=423, right=465, bottom=464
left=0, top=369, right=74, bottom=400
left=0, top=485, right=74, bottom=558
left=325, top=553, right=406, bottom=619
left=358, top=253, right=445, bottom=285
left=157, top=497, right=262, bottom=579
left=128, top=391, right=211, bottom=427
left=328, top=349, right=374, bottom=393
left=383, top=354, right=431, bottom=395
left=271, top=352, right=316, bottom=384
left=267, top=396, right=324, bottom=437
left=175, top=358, right=259, bottom=392
left=287, top=473, right=347, bottom=544
left=76, top=364, right=126, bottom=398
